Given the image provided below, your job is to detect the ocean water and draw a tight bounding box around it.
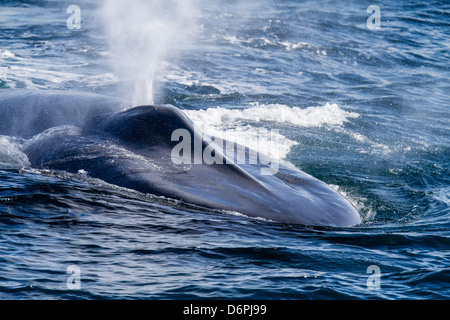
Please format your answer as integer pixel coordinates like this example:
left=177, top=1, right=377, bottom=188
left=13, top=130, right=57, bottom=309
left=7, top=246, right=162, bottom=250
left=0, top=0, right=449, bottom=300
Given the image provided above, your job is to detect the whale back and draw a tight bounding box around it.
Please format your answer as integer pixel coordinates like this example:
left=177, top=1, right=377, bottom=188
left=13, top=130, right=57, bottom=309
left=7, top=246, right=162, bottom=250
left=0, top=90, right=126, bottom=138
left=83, top=104, right=197, bottom=148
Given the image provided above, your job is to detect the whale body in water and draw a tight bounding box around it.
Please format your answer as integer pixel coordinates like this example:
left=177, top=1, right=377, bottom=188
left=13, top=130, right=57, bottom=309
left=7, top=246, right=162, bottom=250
left=0, top=90, right=361, bottom=227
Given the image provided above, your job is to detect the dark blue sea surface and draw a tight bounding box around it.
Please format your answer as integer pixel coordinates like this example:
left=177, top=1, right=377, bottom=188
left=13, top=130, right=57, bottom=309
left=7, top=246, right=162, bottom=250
left=0, top=0, right=449, bottom=299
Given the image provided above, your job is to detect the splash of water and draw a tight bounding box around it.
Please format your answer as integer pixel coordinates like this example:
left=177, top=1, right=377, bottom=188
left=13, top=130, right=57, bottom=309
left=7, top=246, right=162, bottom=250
left=100, top=0, right=198, bottom=106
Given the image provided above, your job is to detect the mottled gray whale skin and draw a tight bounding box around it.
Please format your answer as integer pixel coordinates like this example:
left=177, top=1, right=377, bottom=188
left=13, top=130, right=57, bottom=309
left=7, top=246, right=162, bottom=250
left=0, top=90, right=361, bottom=227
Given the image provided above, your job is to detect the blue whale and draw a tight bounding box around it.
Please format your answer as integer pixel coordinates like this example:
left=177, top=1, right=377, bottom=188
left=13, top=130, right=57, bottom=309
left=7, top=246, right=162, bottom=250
left=0, top=90, right=361, bottom=227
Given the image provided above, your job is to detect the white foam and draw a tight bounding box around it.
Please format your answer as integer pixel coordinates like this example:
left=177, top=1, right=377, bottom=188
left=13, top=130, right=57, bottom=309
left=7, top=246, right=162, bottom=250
left=0, top=48, right=16, bottom=58
left=222, top=35, right=327, bottom=56
left=0, top=56, right=117, bottom=90
left=334, top=127, right=393, bottom=156
left=0, top=136, right=30, bottom=168
left=203, top=125, right=296, bottom=160
left=280, top=40, right=311, bottom=51
left=185, top=102, right=359, bottom=128
left=184, top=103, right=359, bottom=159
left=432, top=187, right=450, bottom=206
left=162, top=64, right=202, bottom=87
left=330, top=184, right=374, bottom=223
left=222, top=209, right=272, bottom=222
